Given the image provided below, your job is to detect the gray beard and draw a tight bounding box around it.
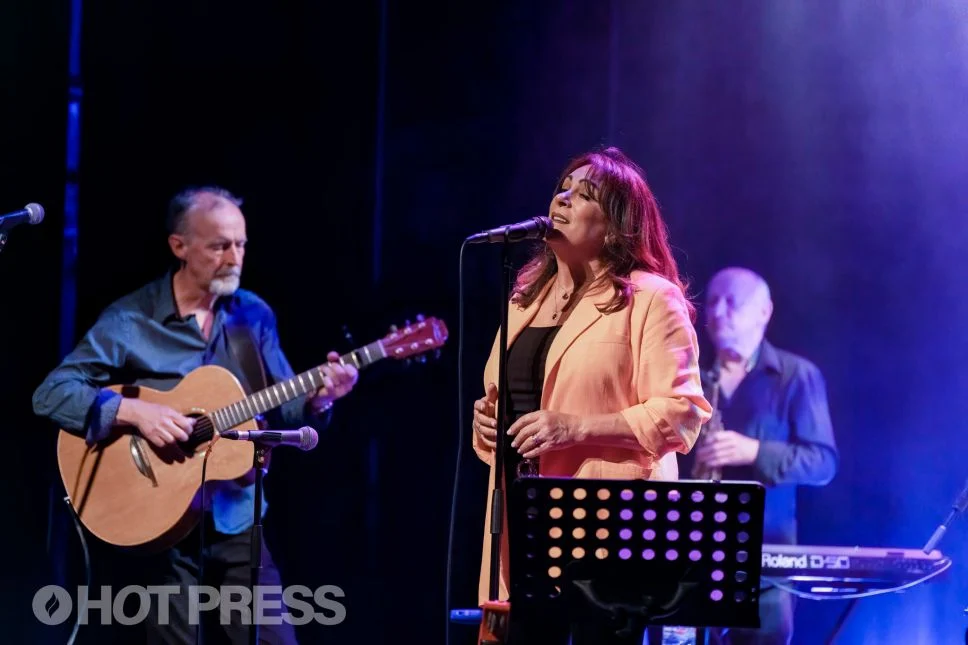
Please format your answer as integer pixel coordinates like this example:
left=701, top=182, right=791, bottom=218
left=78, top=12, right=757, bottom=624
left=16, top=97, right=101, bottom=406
left=209, top=274, right=241, bottom=296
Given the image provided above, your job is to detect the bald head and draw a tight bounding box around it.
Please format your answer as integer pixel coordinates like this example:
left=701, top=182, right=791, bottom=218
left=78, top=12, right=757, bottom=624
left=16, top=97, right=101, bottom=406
left=704, top=267, right=773, bottom=358
left=167, top=187, right=247, bottom=297
left=709, top=268, right=771, bottom=307
left=167, top=186, right=243, bottom=237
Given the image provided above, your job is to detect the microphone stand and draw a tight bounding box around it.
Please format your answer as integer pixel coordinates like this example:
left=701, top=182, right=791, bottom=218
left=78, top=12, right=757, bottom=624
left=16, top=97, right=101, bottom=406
left=250, top=444, right=268, bottom=645
left=825, top=476, right=968, bottom=645
left=488, top=228, right=513, bottom=601
left=926, top=477, right=968, bottom=645
left=922, top=477, right=968, bottom=554
left=467, top=217, right=550, bottom=643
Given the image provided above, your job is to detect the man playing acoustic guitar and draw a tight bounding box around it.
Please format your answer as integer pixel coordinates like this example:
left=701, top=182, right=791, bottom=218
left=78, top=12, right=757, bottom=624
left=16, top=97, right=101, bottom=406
left=33, top=186, right=359, bottom=644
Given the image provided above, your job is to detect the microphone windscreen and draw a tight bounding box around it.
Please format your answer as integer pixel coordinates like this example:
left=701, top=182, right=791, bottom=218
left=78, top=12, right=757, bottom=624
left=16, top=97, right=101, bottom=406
left=300, top=426, right=319, bottom=451
left=25, top=203, right=44, bottom=224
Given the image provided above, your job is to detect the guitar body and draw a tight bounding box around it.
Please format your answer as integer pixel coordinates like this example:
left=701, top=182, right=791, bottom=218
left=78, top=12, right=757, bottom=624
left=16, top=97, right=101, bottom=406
left=57, top=365, right=256, bottom=553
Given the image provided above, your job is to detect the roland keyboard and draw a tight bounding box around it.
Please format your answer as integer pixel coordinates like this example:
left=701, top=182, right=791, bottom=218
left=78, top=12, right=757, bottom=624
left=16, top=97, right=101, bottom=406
left=761, top=543, right=950, bottom=595
left=447, top=544, right=952, bottom=629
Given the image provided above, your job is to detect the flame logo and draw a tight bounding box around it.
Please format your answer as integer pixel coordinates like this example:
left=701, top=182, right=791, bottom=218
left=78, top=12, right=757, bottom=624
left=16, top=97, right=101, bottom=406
left=32, top=585, right=72, bottom=625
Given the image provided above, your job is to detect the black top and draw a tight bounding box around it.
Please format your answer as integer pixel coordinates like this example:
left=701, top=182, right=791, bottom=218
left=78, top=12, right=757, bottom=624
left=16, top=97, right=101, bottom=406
left=503, top=325, right=562, bottom=478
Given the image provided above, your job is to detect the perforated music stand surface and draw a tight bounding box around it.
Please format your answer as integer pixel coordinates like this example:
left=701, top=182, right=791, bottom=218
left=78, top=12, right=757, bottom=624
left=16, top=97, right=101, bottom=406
left=507, top=477, right=766, bottom=641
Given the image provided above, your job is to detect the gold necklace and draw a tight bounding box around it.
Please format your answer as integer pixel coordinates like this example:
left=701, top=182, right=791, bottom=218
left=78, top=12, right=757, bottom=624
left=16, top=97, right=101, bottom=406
left=552, top=280, right=571, bottom=321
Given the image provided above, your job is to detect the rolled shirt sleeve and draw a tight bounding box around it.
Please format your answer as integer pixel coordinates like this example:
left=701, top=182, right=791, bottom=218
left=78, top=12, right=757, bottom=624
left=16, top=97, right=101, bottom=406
left=620, top=287, right=712, bottom=458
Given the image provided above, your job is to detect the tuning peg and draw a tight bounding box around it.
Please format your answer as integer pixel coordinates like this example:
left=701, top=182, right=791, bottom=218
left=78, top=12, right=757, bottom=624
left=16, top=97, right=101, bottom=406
left=417, top=354, right=427, bottom=364
left=405, top=319, right=412, bottom=328
left=388, top=324, right=398, bottom=333
left=416, top=313, right=425, bottom=322
left=434, top=349, right=442, bottom=360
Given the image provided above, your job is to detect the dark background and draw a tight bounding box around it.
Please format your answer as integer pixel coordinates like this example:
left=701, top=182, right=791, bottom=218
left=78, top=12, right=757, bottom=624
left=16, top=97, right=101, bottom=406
left=3, top=1, right=967, bottom=643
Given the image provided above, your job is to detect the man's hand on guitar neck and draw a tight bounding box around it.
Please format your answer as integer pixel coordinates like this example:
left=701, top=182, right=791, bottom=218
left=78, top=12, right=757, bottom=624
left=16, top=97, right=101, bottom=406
left=116, top=398, right=194, bottom=448
left=309, top=350, right=360, bottom=414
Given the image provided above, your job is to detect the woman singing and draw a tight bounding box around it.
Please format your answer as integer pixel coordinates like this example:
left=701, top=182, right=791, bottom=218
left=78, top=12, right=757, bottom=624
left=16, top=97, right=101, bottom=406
left=471, top=147, right=712, bottom=629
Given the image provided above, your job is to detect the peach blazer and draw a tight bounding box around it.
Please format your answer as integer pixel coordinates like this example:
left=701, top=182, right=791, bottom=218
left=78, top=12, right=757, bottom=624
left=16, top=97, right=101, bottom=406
left=472, top=270, right=712, bottom=605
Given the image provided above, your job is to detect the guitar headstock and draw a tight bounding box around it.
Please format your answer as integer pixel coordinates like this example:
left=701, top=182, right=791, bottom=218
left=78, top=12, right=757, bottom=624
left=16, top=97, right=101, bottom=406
left=381, top=315, right=449, bottom=361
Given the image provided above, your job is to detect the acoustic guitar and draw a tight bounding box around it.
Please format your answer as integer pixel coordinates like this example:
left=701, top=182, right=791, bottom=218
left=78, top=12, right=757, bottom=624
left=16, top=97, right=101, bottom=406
left=56, top=316, right=448, bottom=552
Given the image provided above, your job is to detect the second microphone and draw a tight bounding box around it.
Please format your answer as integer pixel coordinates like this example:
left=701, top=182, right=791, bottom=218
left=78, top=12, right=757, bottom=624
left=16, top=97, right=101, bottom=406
left=220, top=427, right=319, bottom=451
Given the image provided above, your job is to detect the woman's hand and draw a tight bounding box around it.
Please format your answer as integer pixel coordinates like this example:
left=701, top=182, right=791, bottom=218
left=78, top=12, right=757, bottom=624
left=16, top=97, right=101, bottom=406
left=508, top=411, right=583, bottom=459
left=472, top=382, right=499, bottom=449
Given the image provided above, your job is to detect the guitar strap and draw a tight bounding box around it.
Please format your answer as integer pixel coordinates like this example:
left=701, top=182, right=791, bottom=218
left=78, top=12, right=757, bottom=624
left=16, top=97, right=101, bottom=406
left=225, top=318, right=268, bottom=396
left=205, top=318, right=270, bottom=567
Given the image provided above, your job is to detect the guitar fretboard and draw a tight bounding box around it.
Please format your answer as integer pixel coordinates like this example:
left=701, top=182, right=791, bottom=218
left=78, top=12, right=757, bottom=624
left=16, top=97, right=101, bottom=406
left=210, top=339, right=387, bottom=433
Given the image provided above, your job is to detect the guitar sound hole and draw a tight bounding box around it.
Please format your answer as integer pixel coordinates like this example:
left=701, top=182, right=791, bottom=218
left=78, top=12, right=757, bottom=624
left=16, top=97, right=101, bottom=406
left=179, top=414, right=214, bottom=455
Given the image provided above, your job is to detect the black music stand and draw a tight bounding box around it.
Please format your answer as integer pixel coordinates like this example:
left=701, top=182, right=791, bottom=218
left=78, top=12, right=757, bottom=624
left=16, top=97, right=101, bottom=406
left=506, top=477, right=766, bottom=645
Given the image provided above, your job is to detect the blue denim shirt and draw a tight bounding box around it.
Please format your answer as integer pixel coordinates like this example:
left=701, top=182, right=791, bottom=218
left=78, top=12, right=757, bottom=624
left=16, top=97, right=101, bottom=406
left=680, top=340, right=838, bottom=544
left=32, top=270, right=332, bottom=534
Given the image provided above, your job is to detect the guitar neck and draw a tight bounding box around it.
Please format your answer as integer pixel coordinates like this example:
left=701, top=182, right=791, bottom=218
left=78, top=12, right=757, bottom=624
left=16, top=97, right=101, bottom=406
left=210, top=339, right=386, bottom=433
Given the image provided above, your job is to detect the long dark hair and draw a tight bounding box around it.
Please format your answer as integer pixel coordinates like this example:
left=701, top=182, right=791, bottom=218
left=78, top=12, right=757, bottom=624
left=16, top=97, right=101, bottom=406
left=511, top=147, right=694, bottom=320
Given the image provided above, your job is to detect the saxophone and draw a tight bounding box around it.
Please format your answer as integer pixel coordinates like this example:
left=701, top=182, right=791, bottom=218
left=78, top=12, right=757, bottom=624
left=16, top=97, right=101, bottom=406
left=692, top=372, right=723, bottom=481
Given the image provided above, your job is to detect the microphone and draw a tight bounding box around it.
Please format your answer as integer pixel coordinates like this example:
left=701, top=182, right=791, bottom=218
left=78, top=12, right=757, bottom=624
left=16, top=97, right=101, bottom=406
left=466, top=216, right=553, bottom=244
left=0, top=203, right=44, bottom=231
left=220, top=426, right=319, bottom=451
